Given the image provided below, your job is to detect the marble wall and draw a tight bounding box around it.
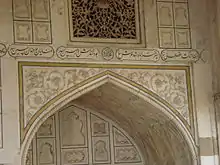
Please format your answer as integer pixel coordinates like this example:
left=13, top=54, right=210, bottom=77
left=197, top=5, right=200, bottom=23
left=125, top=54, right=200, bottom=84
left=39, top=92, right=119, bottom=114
left=26, top=105, right=143, bottom=165
left=0, top=0, right=219, bottom=165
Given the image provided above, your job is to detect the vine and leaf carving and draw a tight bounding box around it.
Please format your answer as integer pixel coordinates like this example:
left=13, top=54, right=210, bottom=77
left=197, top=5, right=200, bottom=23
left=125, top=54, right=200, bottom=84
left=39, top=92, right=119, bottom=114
left=70, top=0, right=137, bottom=39
left=23, top=67, right=189, bottom=126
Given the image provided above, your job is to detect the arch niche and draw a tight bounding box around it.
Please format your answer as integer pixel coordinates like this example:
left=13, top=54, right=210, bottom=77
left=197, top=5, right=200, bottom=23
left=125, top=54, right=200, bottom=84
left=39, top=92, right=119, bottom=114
left=21, top=74, right=198, bottom=165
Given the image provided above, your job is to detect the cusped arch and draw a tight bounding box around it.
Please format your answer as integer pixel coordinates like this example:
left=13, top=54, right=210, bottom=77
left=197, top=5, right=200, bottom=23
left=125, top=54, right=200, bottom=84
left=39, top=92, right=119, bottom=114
left=20, top=71, right=198, bottom=165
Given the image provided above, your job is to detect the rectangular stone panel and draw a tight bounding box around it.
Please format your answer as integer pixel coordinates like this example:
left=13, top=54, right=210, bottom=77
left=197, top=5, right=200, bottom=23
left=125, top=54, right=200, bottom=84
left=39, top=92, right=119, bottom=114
left=31, top=0, right=50, bottom=21
left=159, top=27, right=175, bottom=48
left=61, top=148, right=89, bottom=165
left=157, top=2, right=174, bottom=27
left=114, top=146, right=141, bottom=163
left=37, top=116, right=55, bottom=138
left=33, top=22, right=52, bottom=44
left=37, top=138, right=56, bottom=165
left=91, top=113, right=109, bottom=137
left=156, top=0, right=191, bottom=48
left=12, top=0, right=52, bottom=44
left=59, top=106, right=88, bottom=148
left=175, top=28, right=191, bottom=48
left=69, top=0, right=137, bottom=40
left=92, top=136, right=111, bottom=164
left=113, top=127, right=132, bottom=147
left=67, top=0, right=145, bottom=47
left=14, top=21, right=33, bottom=43
left=13, top=0, right=31, bottom=20
left=174, top=3, right=189, bottom=28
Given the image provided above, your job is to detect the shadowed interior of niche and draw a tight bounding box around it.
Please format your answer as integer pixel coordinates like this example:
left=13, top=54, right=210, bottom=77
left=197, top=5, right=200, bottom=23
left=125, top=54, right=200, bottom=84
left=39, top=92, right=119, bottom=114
left=73, top=82, right=193, bottom=165
left=27, top=82, right=194, bottom=165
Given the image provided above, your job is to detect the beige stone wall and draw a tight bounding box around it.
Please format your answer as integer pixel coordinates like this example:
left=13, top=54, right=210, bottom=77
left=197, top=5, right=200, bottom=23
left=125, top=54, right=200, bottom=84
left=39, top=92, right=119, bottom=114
left=27, top=105, right=144, bottom=165
left=0, top=0, right=218, bottom=165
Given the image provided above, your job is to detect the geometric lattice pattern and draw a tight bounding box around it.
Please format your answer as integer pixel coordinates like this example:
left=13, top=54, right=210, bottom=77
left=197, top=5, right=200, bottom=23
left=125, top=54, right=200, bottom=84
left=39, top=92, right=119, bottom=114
left=156, top=0, right=191, bottom=49
left=26, top=105, right=143, bottom=165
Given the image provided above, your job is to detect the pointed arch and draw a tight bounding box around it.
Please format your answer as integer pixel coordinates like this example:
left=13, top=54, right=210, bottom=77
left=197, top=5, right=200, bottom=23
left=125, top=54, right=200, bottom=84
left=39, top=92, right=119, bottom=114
left=20, top=71, right=198, bottom=165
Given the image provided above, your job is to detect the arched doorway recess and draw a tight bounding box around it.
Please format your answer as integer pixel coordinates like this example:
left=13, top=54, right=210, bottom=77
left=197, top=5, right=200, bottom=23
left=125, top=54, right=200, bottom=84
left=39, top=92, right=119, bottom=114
left=20, top=75, right=198, bottom=165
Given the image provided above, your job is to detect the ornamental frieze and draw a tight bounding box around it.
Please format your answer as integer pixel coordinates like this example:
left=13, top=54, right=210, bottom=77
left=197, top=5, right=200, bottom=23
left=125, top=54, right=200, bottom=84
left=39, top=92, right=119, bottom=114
left=22, top=65, right=189, bottom=127
left=56, top=45, right=205, bottom=63
left=0, top=43, right=205, bottom=63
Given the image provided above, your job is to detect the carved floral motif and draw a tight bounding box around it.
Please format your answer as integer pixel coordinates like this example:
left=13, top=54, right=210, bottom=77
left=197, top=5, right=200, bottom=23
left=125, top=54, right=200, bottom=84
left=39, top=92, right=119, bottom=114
left=102, top=47, right=114, bottom=60
left=214, top=93, right=220, bottom=101
left=115, top=147, right=141, bottom=163
left=22, top=66, right=189, bottom=126
left=91, top=114, right=109, bottom=136
left=37, top=116, right=55, bottom=137
left=113, top=127, right=131, bottom=146
left=26, top=150, right=33, bottom=165
left=0, top=43, right=7, bottom=57
left=63, top=149, right=87, bottom=164
left=70, top=0, right=137, bottom=39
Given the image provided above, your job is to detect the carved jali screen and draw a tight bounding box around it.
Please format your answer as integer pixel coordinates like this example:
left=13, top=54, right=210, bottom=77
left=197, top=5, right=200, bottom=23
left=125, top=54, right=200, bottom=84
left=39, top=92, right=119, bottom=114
left=26, top=105, right=143, bottom=165
left=69, top=0, right=140, bottom=42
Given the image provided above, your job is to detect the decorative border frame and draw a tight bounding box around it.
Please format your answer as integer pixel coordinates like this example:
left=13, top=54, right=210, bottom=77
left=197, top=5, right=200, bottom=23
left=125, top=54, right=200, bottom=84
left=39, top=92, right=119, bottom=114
left=12, top=0, right=53, bottom=44
left=18, top=62, right=195, bottom=143
left=67, top=0, right=146, bottom=47
left=0, top=42, right=205, bottom=63
left=156, top=0, right=192, bottom=49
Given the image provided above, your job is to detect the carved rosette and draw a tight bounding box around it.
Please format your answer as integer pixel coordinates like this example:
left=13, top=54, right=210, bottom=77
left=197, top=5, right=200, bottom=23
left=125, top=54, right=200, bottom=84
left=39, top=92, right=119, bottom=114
left=0, top=43, right=7, bottom=57
left=22, top=65, right=189, bottom=127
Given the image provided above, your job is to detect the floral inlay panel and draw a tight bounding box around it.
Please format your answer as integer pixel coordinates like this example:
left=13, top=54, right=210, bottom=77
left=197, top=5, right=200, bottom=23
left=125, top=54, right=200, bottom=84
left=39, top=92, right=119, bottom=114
left=21, top=64, right=190, bottom=128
